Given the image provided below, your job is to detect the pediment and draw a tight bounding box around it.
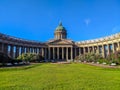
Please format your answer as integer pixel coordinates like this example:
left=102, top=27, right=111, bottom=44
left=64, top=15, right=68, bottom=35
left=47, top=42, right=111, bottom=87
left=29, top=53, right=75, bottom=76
left=47, top=39, right=74, bottom=45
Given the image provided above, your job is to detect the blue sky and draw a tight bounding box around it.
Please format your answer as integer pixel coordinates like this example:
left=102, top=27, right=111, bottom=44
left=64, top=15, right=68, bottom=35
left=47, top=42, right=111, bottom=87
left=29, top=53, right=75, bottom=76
left=0, top=0, right=120, bottom=42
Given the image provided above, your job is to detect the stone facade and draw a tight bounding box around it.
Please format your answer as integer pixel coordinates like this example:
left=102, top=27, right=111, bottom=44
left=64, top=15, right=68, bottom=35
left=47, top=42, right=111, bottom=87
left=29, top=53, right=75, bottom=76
left=0, top=22, right=120, bottom=61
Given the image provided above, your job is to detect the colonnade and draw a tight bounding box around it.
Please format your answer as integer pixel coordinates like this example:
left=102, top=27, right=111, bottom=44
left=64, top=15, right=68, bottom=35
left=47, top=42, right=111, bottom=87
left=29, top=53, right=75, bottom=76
left=0, top=41, right=120, bottom=61
left=81, top=42, right=120, bottom=58
left=40, top=42, right=120, bottom=61
left=0, top=43, right=43, bottom=58
left=40, top=47, right=75, bottom=61
left=0, top=43, right=78, bottom=61
left=0, top=42, right=120, bottom=60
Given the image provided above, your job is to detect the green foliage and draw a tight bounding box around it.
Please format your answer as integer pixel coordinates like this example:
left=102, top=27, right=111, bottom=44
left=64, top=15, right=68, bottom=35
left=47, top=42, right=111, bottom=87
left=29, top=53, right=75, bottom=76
left=114, top=50, right=120, bottom=64
left=17, top=53, right=44, bottom=62
left=106, top=51, right=120, bottom=65
left=75, top=50, right=120, bottom=65
left=98, top=59, right=110, bottom=64
left=75, top=52, right=102, bottom=63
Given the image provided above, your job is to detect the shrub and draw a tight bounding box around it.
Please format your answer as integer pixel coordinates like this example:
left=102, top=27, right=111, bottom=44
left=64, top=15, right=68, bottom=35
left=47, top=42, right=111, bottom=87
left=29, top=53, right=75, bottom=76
left=17, top=53, right=44, bottom=63
left=75, top=52, right=102, bottom=63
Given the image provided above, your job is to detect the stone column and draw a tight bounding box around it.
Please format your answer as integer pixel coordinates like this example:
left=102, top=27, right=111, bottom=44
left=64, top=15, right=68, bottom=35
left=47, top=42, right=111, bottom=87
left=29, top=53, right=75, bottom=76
left=57, top=47, right=59, bottom=60
left=66, top=47, right=68, bottom=61
left=32, top=48, right=34, bottom=53
left=26, top=47, right=29, bottom=53
left=48, top=47, right=50, bottom=60
left=10, top=45, right=13, bottom=58
left=30, top=48, right=32, bottom=53
left=102, top=45, right=105, bottom=58
left=117, top=42, right=120, bottom=51
left=44, top=48, right=47, bottom=60
left=35, top=48, right=37, bottom=54
left=107, top=44, right=110, bottom=55
left=42, top=48, right=44, bottom=58
left=24, top=47, right=26, bottom=53
left=115, top=43, right=117, bottom=51
left=112, top=43, right=115, bottom=53
left=33, top=48, right=36, bottom=54
left=71, top=47, right=73, bottom=61
left=30, top=47, right=33, bottom=53
left=15, top=46, right=19, bottom=58
left=39, top=48, right=41, bottom=54
left=92, top=46, right=95, bottom=53
left=83, top=47, right=86, bottom=54
left=97, top=45, right=99, bottom=54
left=75, top=47, right=76, bottom=57
left=32, top=48, right=35, bottom=53
left=62, top=47, right=64, bottom=60
left=28, top=47, right=30, bottom=53
left=30, top=47, right=32, bottom=53
left=21, top=46, right=24, bottom=54
left=53, top=47, right=55, bottom=60
left=37, top=48, right=39, bottom=54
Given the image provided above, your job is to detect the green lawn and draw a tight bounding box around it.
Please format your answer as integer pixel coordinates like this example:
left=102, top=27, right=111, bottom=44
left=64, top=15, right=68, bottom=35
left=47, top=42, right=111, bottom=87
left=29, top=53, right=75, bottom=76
left=0, top=63, right=120, bottom=90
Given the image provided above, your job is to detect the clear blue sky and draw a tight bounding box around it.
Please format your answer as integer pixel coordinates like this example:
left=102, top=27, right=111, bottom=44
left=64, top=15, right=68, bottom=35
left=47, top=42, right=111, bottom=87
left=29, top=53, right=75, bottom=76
left=0, top=0, right=120, bottom=42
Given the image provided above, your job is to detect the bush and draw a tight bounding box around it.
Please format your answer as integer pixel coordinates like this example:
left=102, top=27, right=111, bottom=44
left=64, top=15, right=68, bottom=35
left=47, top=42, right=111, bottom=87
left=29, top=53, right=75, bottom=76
left=75, top=52, right=103, bottom=63
left=75, top=50, right=120, bottom=65
left=98, top=59, right=110, bottom=64
left=17, top=53, right=44, bottom=63
left=106, top=51, right=120, bottom=65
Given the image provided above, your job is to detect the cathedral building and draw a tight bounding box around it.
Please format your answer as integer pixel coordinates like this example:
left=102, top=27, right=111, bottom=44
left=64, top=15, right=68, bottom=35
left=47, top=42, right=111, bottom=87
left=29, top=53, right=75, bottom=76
left=0, top=22, right=120, bottom=61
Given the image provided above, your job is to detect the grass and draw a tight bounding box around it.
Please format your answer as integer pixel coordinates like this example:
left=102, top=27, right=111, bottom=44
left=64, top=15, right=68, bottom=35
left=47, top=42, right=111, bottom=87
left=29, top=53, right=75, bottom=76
left=0, top=63, right=120, bottom=90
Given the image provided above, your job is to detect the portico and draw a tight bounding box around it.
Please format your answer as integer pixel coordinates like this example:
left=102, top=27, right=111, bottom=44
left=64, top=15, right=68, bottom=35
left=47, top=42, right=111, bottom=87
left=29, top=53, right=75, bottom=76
left=45, top=39, right=74, bottom=61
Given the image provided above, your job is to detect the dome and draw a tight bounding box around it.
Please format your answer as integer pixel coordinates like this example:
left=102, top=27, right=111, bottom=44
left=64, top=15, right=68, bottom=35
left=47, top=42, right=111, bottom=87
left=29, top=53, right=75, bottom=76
left=55, top=22, right=66, bottom=32
left=54, top=21, right=67, bottom=39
